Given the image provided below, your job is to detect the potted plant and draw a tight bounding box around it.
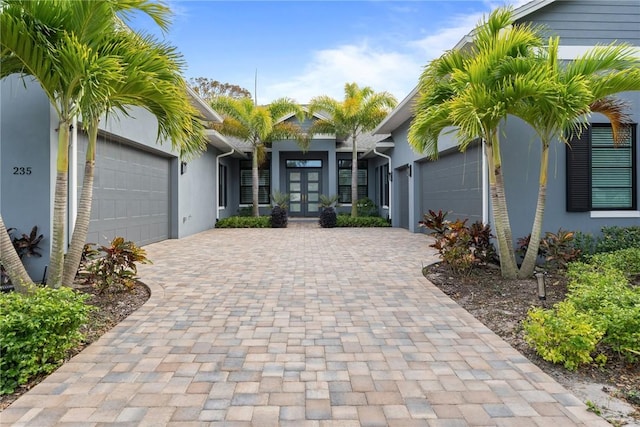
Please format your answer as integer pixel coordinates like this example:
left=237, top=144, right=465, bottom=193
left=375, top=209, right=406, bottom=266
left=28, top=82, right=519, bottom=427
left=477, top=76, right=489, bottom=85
left=319, top=194, right=339, bottom=228
left=270, top=192, right=289, bottom=228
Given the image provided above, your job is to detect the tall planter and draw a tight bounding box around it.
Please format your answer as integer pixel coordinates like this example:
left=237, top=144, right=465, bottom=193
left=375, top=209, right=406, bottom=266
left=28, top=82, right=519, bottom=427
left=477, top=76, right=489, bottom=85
left=319, top=207, right=337, bottom=228
left=271, top=206, right=288, bottom=228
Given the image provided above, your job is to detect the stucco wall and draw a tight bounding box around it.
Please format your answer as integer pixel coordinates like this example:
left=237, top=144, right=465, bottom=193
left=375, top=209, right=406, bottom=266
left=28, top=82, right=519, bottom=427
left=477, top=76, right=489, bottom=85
left=1, top=76, right=53, bottom=282
left=501, top=90, right=640, bottom=240
left=178, top=146, right=219, bottom=238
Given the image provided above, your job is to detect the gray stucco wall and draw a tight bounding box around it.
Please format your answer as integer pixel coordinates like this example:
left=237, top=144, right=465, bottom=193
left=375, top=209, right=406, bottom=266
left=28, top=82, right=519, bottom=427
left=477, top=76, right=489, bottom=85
left=1, top=76, right=53, bottom=282
left=501, top=90, right=640, bottom=240
left=501, top=0, right=640, bottom=239
left=178, top=146, right=219, bottom=238
left=524, top=0, right=640, bottom=45
left=418, top=144, right=483, bottom=225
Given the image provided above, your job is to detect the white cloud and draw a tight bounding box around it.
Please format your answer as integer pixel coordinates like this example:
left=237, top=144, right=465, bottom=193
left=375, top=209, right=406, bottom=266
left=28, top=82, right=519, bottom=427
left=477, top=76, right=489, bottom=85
left=260, top=42, right=422, bottom=105
left=410, top=12, right=483, bottom=61
left=259, top=0, right=536, bottom=105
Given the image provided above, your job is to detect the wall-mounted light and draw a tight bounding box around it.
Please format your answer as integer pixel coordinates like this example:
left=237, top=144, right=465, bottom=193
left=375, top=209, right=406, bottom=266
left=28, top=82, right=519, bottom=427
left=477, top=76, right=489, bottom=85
left=388, top=171, right=393, bottom=182
left=407, top=164, right=412, bottom=177
left=181, top=161, right=187, bottom=175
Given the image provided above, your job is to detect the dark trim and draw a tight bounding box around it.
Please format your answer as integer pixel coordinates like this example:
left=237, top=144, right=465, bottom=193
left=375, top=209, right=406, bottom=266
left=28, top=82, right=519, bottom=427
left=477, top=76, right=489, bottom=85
left=566, top=127, right=591, bottom=212
left=566, top=123, right=637, bottom=212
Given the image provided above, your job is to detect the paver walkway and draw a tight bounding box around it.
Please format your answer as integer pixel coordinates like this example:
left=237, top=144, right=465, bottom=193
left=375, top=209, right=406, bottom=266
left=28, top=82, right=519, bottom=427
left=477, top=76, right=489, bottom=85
left=2, top=226, right=609, bottom=426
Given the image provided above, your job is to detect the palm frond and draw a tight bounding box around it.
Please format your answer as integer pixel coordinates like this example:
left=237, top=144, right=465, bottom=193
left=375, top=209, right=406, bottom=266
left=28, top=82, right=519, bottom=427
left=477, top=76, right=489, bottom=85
left=590, top=97, right=633, bottom=145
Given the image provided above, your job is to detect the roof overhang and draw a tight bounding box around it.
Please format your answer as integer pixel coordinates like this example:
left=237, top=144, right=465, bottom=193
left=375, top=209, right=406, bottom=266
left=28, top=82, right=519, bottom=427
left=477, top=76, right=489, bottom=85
left=360, top=140, right=395, bottom=159
left=187, top=86, right=223, bottom=123
left=205, top=129, right=247, bottom=157
left=278, top=108, right=330, bottom=124
left=454, top=0, right=556, bottom=51
left=373, top=86, right=419, bottom=135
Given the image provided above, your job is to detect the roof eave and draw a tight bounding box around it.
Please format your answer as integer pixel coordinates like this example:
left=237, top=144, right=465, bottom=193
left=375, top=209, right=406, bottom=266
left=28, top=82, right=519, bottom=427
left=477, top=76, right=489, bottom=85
left=205, top=129, right=247, bottom=157
left=360, top=141, right=395, bottom=159
left=373, top=86, right=419, bottom=134
left=454, top=0, right=556, bottom=51
left=187, top=86, right=223, bottom=123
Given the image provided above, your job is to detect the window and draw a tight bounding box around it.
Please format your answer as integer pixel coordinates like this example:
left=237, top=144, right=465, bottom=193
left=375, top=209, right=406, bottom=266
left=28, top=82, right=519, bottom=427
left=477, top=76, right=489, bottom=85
left=567, top=124, right=636, bottom=211
left=240, top=159, right=270, bottom=205
left=218, top=164, right=227, bottom=207
left=338, top=159, right=368, bottom=203
left=377, top=164, right=389, bottom=207
left=286, top=160, right=322, bottom=168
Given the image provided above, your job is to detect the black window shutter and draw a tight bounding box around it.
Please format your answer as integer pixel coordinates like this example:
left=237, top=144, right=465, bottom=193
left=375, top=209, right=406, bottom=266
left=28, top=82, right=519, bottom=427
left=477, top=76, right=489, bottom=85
left=566, top=127, right=591, bottom=212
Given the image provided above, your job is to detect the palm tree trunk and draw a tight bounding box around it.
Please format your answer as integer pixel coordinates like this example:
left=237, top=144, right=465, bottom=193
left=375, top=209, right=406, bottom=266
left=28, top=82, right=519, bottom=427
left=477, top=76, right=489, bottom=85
left=0, top=214, right=33, bottom=293
left=351, top=134, right=358, bottom=217
left=518, top=143, right=549, bottom=278
left=252, top=145, right=260, bottom=217
left=47, top=120, right=71, bottom=288
left=485, top=134, right=518, bottom=279
left=62, top=122, right=97, bottom=287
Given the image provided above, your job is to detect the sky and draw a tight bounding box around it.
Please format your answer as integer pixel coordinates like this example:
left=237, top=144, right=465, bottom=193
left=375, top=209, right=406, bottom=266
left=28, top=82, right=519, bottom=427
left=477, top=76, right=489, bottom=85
left=131, top=0, right=530, bottom=105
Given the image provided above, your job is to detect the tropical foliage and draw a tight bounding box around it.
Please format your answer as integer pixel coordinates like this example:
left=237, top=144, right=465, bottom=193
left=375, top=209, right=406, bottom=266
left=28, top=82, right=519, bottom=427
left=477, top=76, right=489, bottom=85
left=210, top=96, right=307, bottom=216
left=308, top=83, right=396, bottom=217
left=0, top=0, right=205, bottom=289
left=409, top=6, right=640, bottom=278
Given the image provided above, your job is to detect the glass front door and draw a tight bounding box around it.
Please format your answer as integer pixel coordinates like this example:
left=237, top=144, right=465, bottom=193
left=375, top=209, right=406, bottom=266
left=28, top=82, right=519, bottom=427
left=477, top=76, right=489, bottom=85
left=287, top=168, right=321, bottom=217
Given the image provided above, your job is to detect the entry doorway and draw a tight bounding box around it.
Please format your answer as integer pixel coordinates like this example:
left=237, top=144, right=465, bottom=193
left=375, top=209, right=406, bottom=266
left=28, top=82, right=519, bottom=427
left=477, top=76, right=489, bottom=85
left=286, top=160, right=322, bottom=217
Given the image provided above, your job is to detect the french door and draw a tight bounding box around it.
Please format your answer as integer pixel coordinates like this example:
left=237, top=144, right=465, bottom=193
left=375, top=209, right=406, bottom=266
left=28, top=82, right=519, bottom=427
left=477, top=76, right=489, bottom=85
left=287, top=168, right=321, bottom=217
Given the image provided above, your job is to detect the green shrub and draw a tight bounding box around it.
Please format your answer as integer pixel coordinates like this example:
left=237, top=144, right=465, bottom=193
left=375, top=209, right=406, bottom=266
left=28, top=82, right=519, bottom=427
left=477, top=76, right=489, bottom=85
left=0, top=287, right=92, bottom=394
left=355, top=197, right=379, bottom=217
left=566, top=259, right=640, bottom=362
left=336, top=215, right=390, bottom=227
left=523, top=300, right=605, bottom=371
left=573, top=231, right=598, bottom=260
left=596, top=225, right=640, bottom=254
left=216, top=216, right=271, bottom=228
left=588, top=247, right=640, bottom=276
left=525, top=247, right=640, bottom=368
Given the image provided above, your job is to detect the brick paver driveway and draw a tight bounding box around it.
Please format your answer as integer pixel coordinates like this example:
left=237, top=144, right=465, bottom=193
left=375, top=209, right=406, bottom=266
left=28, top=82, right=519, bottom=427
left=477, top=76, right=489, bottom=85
left=2, top=226, right=608, bottom=426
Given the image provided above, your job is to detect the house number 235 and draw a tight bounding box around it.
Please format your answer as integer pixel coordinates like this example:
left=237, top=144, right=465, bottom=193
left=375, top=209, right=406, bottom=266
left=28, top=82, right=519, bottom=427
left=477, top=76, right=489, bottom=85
left=13, top=167, right=32, bottom=175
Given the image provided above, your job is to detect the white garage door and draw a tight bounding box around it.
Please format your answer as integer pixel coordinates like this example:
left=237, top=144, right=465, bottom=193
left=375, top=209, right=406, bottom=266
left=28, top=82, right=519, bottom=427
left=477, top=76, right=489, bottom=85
left=79, top=137, right=171, bottom=247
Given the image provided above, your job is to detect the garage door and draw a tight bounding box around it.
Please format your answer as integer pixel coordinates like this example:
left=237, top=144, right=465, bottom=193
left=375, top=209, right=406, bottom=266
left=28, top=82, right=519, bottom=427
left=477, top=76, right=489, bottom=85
left=419, top=145, right=483, bottom=223
left=78, top=137, right=171, bottom=247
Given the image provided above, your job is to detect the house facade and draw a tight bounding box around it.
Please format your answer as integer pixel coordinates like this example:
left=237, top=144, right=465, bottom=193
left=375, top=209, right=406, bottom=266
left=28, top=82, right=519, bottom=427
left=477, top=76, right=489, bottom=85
left=0, top=75, right=241, bottom=280
left=219, top=113, right=392, bottom=218
left=2, top=0, right=638, bottom=281
left=0, top=76, right=391, bottom=280
left=374, top=0, right=640, bottom=241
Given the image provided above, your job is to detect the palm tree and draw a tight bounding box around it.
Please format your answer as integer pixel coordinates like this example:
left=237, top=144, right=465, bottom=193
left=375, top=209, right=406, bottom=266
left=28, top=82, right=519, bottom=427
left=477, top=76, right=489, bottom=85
left=512, top=38, right=640, bottom=277
left=308, top=83, right=397, bottom=217
left=408, top=7, right=545, bottom=278
left=0, top=216, right=32, bottom=292
left=210, top=96, right=307, bottom=217
left=61, top=31, right=208, bottom=287
left=0, top=0, right=198, bottom=288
